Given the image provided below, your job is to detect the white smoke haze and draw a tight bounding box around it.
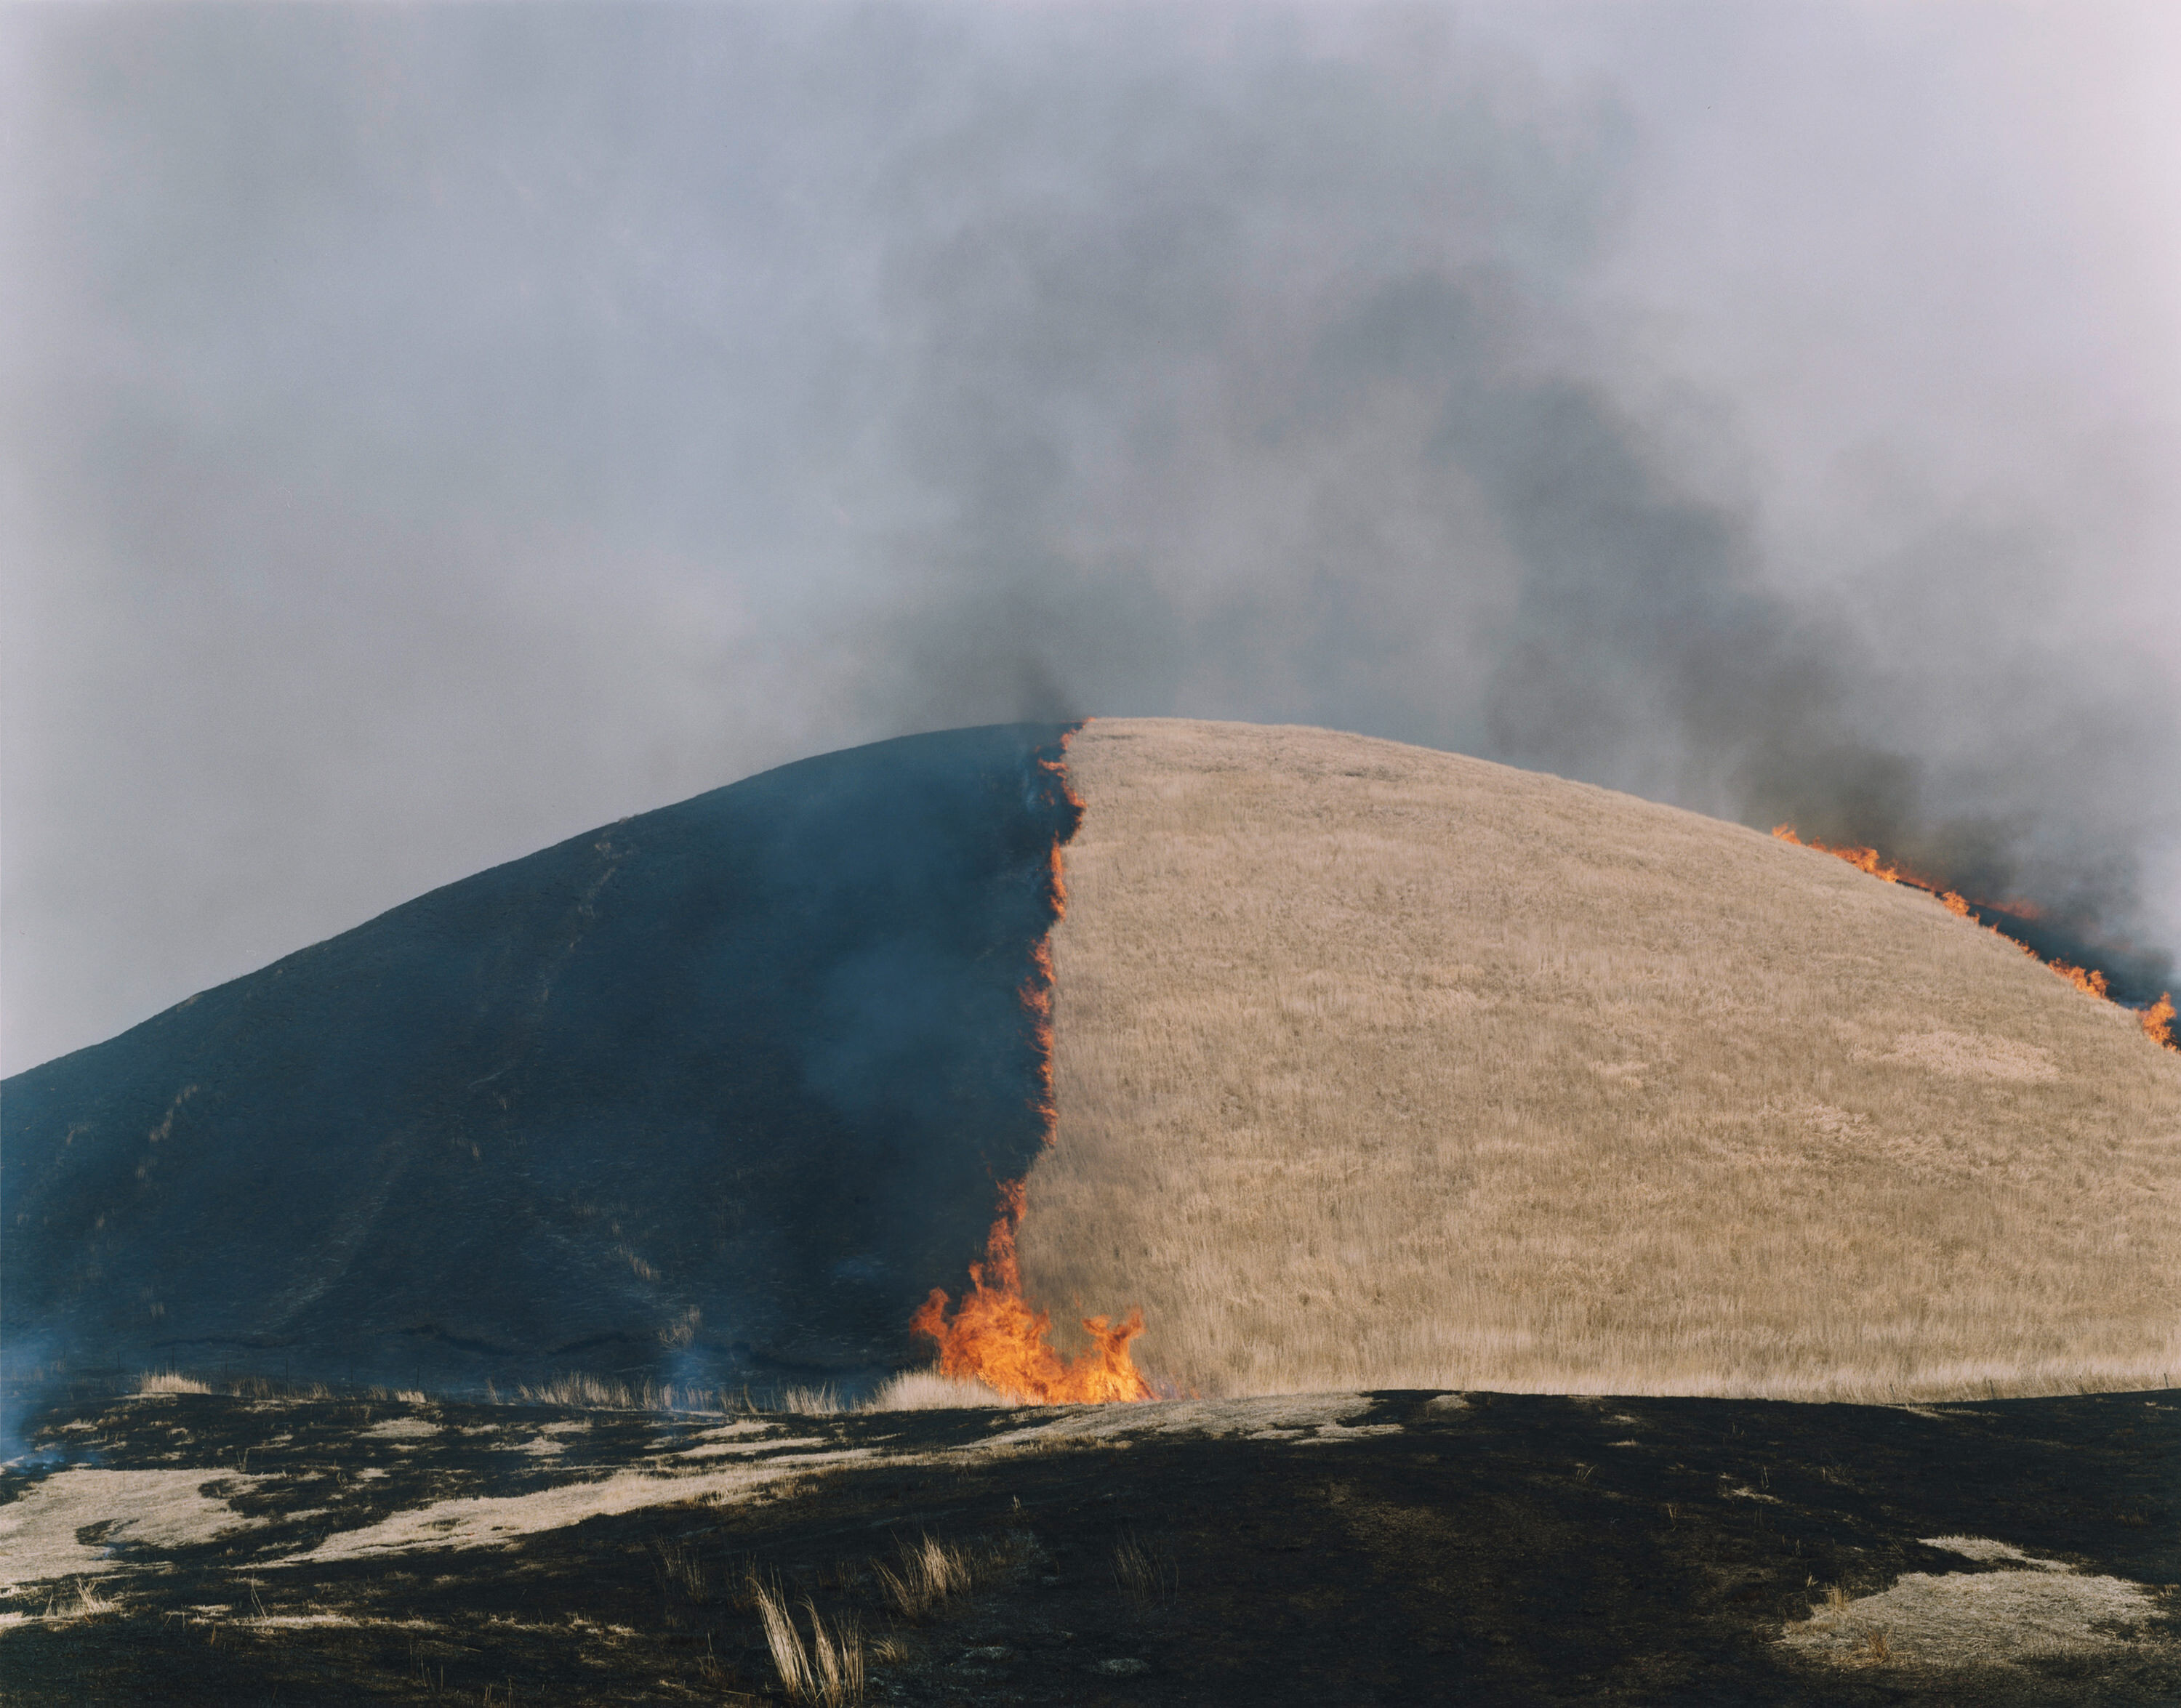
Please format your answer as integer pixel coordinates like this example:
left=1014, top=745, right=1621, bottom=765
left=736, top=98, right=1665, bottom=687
left=3, top=2, right=2177, bottom=1071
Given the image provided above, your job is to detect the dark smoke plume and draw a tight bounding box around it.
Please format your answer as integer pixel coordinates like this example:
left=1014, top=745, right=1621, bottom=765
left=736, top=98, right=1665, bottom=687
left=840, top=13, right=2179, bottom=1001
left=824, top=9, right=2172, bottom=1003
left=4, top=3, right=2177, bottom=1070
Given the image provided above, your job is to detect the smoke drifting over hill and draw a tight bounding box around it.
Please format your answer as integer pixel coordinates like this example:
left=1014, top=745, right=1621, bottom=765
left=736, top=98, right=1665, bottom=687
left=2, top=727, right=1080, bottom=1406
left=5, top=4, right=2178, bottom=1067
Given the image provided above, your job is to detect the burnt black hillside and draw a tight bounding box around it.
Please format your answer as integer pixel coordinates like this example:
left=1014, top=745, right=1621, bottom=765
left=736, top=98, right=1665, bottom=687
left=2, top=724, right=1078, bottom=1406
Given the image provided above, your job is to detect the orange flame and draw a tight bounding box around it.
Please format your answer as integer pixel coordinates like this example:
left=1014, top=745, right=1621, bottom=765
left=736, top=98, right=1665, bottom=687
left=1775, top=822, right=2175, bottom=1044
left=1023, top=938, right=1058, bottom=1132
left=1047, top=842, right=1069, bottom=921
left=911, top=1179, right=1154, bottom=1405
left=908, top=725, right=1154, bottom=1403
left=2049, top=960, right=2110, bottom=1002
left=1770, top=824, right=1913, bottom=884
left=1040, top=751, right=1085, bottom=816
left=2144, top=993, right=2177, bottom=1051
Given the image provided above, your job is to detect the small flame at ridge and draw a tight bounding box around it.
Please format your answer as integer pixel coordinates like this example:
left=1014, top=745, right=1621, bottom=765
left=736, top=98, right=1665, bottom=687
left=1772, top=824, right=2175, bottom=1052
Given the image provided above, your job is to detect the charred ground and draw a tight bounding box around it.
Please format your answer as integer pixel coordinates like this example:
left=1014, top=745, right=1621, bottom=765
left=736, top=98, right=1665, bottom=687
left=2, top=724, right=1080, bottom=1407
left=1, top=1386, right=2175, bottom=1704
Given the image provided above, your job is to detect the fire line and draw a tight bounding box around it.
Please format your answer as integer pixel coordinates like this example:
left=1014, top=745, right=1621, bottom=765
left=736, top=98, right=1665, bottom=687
left=1772, top=825, right=2176, bottom=1052
left=911, top=728, right=1157, bottom=1403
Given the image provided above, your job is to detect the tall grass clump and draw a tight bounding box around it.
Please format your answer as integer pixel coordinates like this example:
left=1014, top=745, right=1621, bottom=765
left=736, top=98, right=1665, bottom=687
left=136, top=1371, right=212, bottom=1395
left=749, top=1574, right=863, bottom=1707
left=870, top=1531, right=1029, bottom=1621
left=774, top=1384, right=844, bottom=1417
left=871, top=1535, right=974, bottom=1621
left=858, top=1370, right=1008, bottom=1412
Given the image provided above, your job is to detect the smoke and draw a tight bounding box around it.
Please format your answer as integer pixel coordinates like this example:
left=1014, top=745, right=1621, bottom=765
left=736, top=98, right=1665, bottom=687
left=6, top=2, right=2179, bottom=1068
left=832, top=7, right=2180, bottom=996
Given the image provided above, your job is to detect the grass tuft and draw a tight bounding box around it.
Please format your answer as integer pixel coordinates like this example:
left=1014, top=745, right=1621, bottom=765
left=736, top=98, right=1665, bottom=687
left=137, top=1371, right=212, bottom=1395
left=775, top=1384, right=845, bottom=1417
left=869, top=1531, right=1032, bottom=1622
left=1112, top=1532, right=1178, bottom=1604
left=859, top=1369, right=1009, bottom=1412
left=41, top=1579, right=118, bottom=1622
left=871, top=1534, right=973, bottom=1622
left=749, top=1574, right=863, bottom=1706
left=651, top=1538, right=709, bottom=1604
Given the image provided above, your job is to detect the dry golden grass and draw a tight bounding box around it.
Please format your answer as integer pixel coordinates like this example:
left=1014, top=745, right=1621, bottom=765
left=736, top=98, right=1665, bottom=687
left=136, top=1371, right=213, bottom=1395
left=871, top=1535, right=975, bottom=1621
left=518, top=1372, right=647, bottom=1409
left=1783, top=1545, right=2169, bottom=1669
left=516, top=1373, right=736, bottom=1414
left=1021, top=718, right=2181, bottom=1402
left=749, top=1573, right=864, bottom=1707
left=857, top=1371, right=1008, bottom=1412
left=869, top=1531, right=1031, bottom=1622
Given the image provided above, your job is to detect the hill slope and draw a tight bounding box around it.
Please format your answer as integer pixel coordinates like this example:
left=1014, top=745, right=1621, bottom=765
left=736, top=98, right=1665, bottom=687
left=11, top=716, right=2175, bottom=1412
left=1022, top=719, right=2181, bottom=1401
left=3, top=725, right=1077, bottom=1401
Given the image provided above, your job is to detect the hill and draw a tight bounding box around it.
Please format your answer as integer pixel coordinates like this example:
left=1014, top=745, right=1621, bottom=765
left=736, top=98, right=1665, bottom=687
left=1021, top=719, right=2181, bottom=1401
left=2, top=725, right=1078, bottom=1406
left=9, top=715, right=2177, bottom=1415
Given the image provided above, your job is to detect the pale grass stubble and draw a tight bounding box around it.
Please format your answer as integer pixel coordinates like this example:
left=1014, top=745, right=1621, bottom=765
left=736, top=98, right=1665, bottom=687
left=1018, top=719, right=2181, bottom=1402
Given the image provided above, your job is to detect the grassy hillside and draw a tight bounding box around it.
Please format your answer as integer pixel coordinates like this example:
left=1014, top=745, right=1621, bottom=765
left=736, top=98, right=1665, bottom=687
left=1021, top=719, right=2181, bottom=1401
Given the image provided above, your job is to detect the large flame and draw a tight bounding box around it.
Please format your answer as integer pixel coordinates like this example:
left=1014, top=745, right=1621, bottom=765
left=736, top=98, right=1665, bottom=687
left=1772, top=824, right=2176, bottom=1052
left=910, top=1179, right=1154, bottom=1405
left=909, top=727, right=1156, bottom=1403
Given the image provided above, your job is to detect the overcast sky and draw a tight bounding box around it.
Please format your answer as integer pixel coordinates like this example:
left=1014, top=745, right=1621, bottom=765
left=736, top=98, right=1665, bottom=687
left=5, top=1, right=2178, bottom=1074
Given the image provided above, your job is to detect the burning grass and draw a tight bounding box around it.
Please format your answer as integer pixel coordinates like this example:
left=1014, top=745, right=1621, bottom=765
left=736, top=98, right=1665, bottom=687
left=912, top=1180, right=1153, bottom=1405
left=1019, top=719, right=2181, bottom=1403
left=907, top=724, right=1158, bottom=1408
left=1772, top=826, right=2176, bottom=1044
